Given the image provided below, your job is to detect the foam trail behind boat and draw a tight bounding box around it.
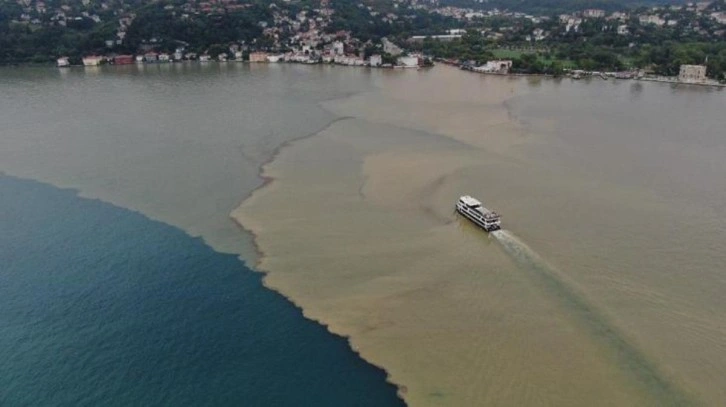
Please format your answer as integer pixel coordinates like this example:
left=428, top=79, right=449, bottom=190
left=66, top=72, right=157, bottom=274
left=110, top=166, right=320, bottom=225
left=490, top=229, right=696, bottom=407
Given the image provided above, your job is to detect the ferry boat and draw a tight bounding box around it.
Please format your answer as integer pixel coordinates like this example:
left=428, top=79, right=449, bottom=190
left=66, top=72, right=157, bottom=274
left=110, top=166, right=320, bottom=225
left=456, top=195, right=501, bottom=232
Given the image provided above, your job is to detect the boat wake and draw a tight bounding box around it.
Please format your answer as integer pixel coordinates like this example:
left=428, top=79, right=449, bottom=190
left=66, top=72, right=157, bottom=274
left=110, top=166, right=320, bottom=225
left=490, top=229, right=696, bottom=406
left=490, top=230, right=543, bottom=266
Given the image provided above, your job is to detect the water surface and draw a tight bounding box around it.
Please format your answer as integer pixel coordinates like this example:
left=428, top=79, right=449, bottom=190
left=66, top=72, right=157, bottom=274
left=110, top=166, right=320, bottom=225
left=0, top=175, right=404, bottom=406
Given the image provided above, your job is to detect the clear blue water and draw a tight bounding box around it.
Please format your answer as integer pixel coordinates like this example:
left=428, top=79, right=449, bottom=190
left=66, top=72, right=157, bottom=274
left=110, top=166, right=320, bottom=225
left=0, top=175, right=404, bottom=407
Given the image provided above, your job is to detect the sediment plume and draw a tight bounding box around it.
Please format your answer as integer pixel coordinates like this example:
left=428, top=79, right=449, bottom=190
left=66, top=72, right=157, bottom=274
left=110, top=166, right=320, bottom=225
left=233, top=67, right=700, bottom=405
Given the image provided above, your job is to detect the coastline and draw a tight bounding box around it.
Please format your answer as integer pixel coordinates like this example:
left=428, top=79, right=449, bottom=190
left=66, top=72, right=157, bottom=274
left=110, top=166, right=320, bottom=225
left=229, top=66, right=682, bottom=406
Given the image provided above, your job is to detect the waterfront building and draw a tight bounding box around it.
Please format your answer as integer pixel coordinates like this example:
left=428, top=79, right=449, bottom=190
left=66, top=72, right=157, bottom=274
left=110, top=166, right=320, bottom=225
left=473, top=60, right=513, bottom=74
left=369, top=54, right=382, bottom=67
left=57, top=57, right=70, bottom=67
left=249, top=52, right=268, bottom=62
left=82, top=55, right=103, bottom=66
left=144, top=52, right=158, bottom=63
left=397, top=56, right=419, bottom=68
left=113, top=55, right=134, bottom=65
left=158, top=53, right=170, bottom=62
left=135, top=55, right=144, bottom=63
left=679, top=64, right=707, bottom=83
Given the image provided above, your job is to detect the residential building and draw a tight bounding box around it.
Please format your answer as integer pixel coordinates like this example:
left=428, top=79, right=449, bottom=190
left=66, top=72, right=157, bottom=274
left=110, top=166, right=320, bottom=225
left=583, top=9, right=605, bottom=18
left=640, top=15, right=666, bottom=26
left=56, top=56, right=70, bottom=67
left=712, top=12, right=726, bottom=24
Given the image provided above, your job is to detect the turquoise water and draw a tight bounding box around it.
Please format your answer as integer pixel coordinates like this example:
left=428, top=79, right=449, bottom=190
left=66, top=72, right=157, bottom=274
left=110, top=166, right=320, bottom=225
left=0, top=175, right=403, bottom=406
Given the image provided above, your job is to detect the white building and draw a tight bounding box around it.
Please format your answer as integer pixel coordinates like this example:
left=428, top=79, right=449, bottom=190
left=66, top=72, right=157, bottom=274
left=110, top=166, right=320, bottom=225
left=369, top=54, right=382, bottom=67
left=56, top=57, right=70, bottom=67
left=174, top=48, right=185, bottom=61
left=332, top=40, right=345, bottom=56
left=639, top=15, right=666, bottom=26
left=679, top=64, right=707, bottom=83
left=711, top=12, right=726, bottom=24
left=609, top=11, right=628, bottom=21
left=473, top=60, right=513, bottom=74
left=82, top=55, right=103, bottom=66
left=397, top=56, right=419, bottom=68
left=410, top=34, right=462, bottom=42
left=583, top=9, right=605, bottom=18
left=565, top=18, right=582, bottom=32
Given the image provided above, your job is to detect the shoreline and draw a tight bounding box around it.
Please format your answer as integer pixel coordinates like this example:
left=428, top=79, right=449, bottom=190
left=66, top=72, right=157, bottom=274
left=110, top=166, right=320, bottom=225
left=11, top=60, right=726, bottom=88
